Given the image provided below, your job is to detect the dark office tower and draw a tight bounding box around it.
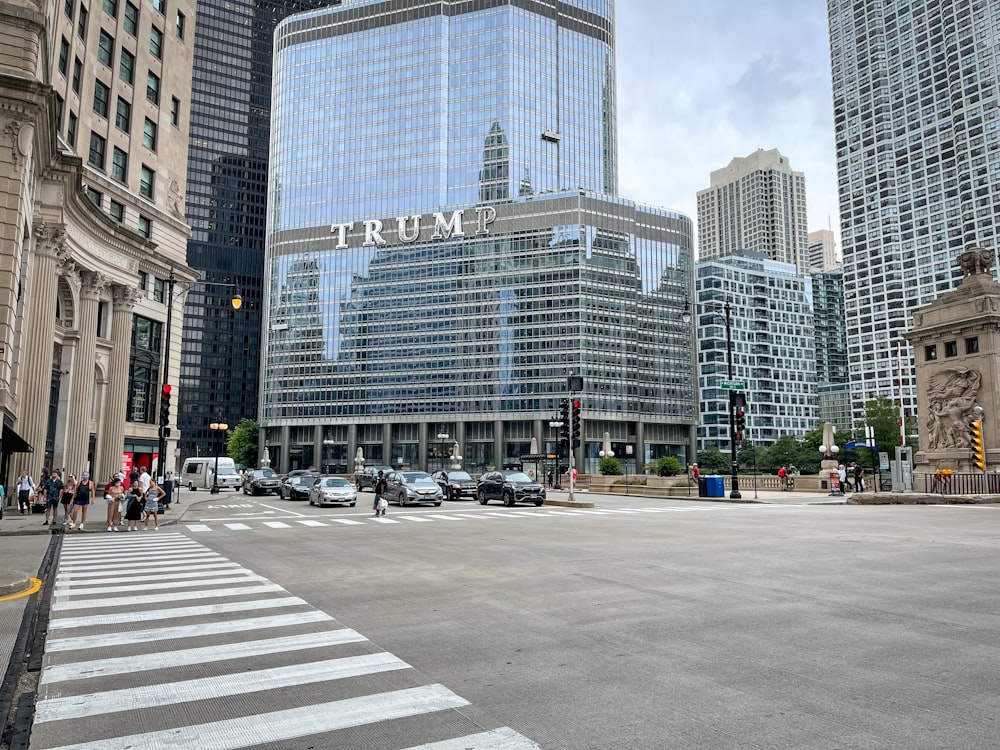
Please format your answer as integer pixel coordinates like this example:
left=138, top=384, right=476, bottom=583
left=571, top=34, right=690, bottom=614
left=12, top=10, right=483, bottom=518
left=828, top=0, right=1000, bottom=422
left=179, top=0, right=339, bottom=460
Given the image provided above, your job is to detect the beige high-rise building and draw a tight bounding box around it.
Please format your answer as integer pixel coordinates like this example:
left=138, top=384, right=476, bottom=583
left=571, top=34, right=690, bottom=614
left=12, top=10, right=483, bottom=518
left=808, top=229, right=839, bottom=271
left=696, top=148, right=809, bottom=273
left=1, top=0, right=197, bottom=492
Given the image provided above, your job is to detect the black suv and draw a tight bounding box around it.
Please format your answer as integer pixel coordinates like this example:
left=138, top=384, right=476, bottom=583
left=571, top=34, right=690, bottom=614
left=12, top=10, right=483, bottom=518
left=243, top=469, right=281, bottom=496
left=477, top=470, right=546, bottom=506
left=431, top=470, right=478, bottom=501
left=355, top=466, right=394, bottom=491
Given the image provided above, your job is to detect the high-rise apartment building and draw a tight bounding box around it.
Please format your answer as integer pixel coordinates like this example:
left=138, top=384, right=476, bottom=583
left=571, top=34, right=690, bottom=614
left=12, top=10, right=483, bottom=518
left=828, top=0, right=1000, bottom=421
left=808, top=229, right=839, bottom=271
left=177, top=0, right=338, bottom=461
left=695, top=252, right=818, bottom=451
left=259, top=0, right=696, bottom=475
left=1, top=0, right=197, bottom=486
left=811, top=268, right=851, bottom=429
left=696, top=148, right=810, bottom=273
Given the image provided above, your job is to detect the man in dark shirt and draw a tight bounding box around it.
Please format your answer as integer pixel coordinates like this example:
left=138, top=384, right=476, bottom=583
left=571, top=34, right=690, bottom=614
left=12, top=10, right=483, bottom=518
left=43, top=470, right=65, bottom=526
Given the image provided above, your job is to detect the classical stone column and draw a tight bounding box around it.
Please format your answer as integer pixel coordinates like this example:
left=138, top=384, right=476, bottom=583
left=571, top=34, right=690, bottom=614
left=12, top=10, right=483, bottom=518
left=97, top=285, right=139, bottom=479
left=18, top=222, right=65, bottom=477
left=63, top=271, right=109, bottom=474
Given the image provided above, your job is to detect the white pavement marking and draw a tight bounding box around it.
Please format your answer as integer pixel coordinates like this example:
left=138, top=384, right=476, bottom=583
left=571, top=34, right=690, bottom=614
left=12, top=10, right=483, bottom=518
left=53, top=573, right=263, bottom=597
left=55, top=566, right=246, bottom=587
left=51, top=583, right=285, bottom=610
left=263, top=521, right=293, bottom=528
left=403, top=727, right=542, bottom=749
left=56, top=561, right=241, bottom=581
left=481, top=512, right=517, bottom=518
left=47, top=596, right=309, bottom=630
left=295, top=519, right=328, bottom=527
left=59, top=545, right=208, bottom=561
left=258, top=501, right=306, bottom=516
left=57, top=552, right=223, bottom=568
left=41, top=684, right=468, bottom=750
left=34, top=652, right=411, bottom=723
left=426, top=514, right=468, bottom=520
left=187, top=524, right=213, bottom=532
left=505, top=511, right=545, bottom=517
left=223, top=522, right=252, bottom=530
left=45, top=610, right=334, bottom=652
left=328, top=518, right=366, bottom=525
left=397, top=515, right=434, bottom=522
left=41, top=628, right=367, bottom=684
left=372, top=517, right=401, bottom=523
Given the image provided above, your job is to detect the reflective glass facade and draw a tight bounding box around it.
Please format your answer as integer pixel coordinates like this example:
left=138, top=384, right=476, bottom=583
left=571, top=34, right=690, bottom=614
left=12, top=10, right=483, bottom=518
left=262, top=0, right=695, bottom=474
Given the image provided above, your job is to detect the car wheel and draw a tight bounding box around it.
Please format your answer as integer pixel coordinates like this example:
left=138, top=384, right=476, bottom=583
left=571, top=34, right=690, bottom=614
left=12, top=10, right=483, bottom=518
left=478, top=489, right=488, bottom=505
left=398, top=494, right=407, bottom=507
left=534, top=499, right=543, bottom=507
left=434, top=501, right=442, bottom=506
left=503, top=491, right=515, bottom=507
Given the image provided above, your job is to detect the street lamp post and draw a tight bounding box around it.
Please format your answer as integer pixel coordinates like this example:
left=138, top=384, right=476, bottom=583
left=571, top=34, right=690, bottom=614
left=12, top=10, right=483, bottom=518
left=209, top=419, right=229, bottom=494
left=683, top=299, right=741, bottom=500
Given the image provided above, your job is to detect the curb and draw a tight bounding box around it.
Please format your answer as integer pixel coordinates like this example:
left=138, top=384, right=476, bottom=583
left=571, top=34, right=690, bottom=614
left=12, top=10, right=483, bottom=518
left=0, top=572, right=31, bottom=597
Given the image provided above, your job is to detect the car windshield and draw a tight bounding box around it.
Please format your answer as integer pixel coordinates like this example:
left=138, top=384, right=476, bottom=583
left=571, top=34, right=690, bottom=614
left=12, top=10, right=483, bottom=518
left=504, top=472, right=533, bottom=482
left=448, top=472, right=473, bottom=481
left=218, top=467, right=238, bottom=475
left=290, top=476, right=314, bottom=485
left=321, top=477, right=350, bottom=488
left=254, top=470, right=276, bottom=478
left=401, top=472, right=430, bottom=482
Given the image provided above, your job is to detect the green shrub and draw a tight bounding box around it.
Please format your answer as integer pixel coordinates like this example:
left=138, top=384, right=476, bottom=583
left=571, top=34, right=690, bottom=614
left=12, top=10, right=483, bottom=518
left=599, top=456, right=622, bottom=475
left=656, top=456, right=684, bottom=476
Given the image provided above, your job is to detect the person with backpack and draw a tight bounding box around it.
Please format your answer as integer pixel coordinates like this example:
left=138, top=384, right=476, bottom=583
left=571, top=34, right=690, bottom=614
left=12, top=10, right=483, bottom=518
left=43, top=471, right=65, bottom=526
left=16, top=470, right=34, bottom=515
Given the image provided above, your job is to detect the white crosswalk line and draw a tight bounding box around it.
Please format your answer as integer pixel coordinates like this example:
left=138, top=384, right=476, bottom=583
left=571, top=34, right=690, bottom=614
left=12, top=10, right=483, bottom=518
left=426, top=514, right=467, bottom=520
left=47, top=596, right=309, bottom=629
left=328, top=518, right=366, bottom=525
left=54, top=572, right=260, bottom=595
left=403, top=727, right=543, bottom=749
left=57, top=552, right=223, bottom=569
left=57, top=561, right=240, bottom=581
left=39, top=684, right=470, bottom=750
left=51, top=582, right=286, bottom=610
left=59, top=546, right=212, bottom=561
left=372, top=516, right=401, bottom=523
left=398, top=515, right=434, bottom=521
left=41, top=628, right=367, bottom=683
left=187, top=523, right=213, bottom=532
left=223, top=522, right=252, bottom=530
left=263, top=521, right=293, bottom=528
left=295, top=519, right=328, bottom=527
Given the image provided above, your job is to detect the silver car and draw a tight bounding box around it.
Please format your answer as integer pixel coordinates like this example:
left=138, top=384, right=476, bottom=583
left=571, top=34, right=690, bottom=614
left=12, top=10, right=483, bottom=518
left=308, top=476, right=357, bottom=507
left=386, top=471, right=444, bottom=507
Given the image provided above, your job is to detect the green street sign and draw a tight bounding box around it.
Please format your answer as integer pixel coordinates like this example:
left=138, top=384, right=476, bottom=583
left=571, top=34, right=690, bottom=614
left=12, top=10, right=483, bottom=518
left=720, top=380, right=745, bottom=390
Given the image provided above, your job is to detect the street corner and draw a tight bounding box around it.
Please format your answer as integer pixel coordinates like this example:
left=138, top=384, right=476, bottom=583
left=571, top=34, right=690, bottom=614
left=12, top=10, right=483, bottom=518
left=0, top=570, right=36, bottom=599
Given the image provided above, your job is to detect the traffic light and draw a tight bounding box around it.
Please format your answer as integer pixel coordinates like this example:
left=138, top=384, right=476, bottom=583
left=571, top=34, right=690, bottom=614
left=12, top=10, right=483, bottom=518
left=558, top=399, right=570, bottom=447
left=159, top=384, right=172, bottom=427
left=969, top=419, right=985, bottom=471
left=571, top=399, right=581, bottom=449
left=734, top=405, right=746, bottom=441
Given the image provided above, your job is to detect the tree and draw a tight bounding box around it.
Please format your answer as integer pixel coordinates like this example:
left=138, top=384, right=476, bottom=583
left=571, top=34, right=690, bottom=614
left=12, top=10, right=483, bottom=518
left=862, top=395, right=914, bottom=453
left=737, top=441, right=767, bottom=473
left=696, top=444, right=729, bottom=475
left=655, top=456, right=683, bottom=477
left=226, top=418, right=259, bottom=469
left=765, top=435, right=801, bottom=473
left=599, top=456, right=622, bottom=476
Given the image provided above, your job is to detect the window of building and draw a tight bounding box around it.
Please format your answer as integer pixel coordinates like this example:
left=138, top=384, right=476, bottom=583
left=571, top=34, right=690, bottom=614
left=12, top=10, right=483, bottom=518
left=93, top=80, right=110, bottom=117
left=142, top=117, right=157, bottom=150
left=175, top=10, right=184, bottom=38
left=924, top=345, right=937, bottom=361
left=150, top=26, right=163, bottom=58
left=98, top=30, right=114, bottom=66
left=65, top=0, right=73, bottom=19
left=139, top=164, right=154, bottom=198
left=115, top=96, right=130, bottom=131
left=88, top=132, right=106, bottom=169
left=137, top=270, right=148, bottom=290
left=944, top=340, right=958, bottom=357
left=111, top=146, right=127, bottom=182
left=119, top=47, right=134, bottom=84
left=137, top=215, right=151, bottom=237
left=102, top=0, right=116, bottom=17
left=153, top=277, right=165, bottom=303
left=67, top=112, right=77, bottom=146
left=169, top=96, right=179, bottom=126
left=55, top=95, right=64, bottom=130
left=72, top=58, right=82, bottom=93
left=146, top=71, right=159, bottom=105
left=128, top=316, right=162, bottom=424
left=966, top=337, right=980, bottom=354
left=58, top=37, right=70, bottom=75
left=109, top=199, right=124, bottom=222
left=85, top=186, right=102, bottom=207
left=123, top=1, right=137, bottom=35
left=77, top=4, right=88, bottom=38
left=152, top=0, right=164, bottom=13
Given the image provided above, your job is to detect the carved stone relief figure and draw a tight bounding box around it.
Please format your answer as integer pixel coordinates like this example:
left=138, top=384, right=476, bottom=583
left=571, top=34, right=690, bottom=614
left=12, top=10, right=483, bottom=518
left=925, top=368, right=981, bottom=449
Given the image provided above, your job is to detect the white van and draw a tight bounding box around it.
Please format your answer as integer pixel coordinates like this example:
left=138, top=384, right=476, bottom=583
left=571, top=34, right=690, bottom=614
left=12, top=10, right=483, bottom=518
left=181, top=457, right=241, bottom=491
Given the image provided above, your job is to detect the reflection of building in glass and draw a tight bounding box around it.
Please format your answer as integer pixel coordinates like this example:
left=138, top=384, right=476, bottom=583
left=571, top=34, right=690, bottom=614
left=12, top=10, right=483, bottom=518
left=262, top=0, right=695, bottom=474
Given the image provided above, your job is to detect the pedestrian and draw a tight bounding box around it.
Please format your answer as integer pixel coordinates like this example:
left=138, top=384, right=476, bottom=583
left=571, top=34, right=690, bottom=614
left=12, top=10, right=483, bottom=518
left=124, top=483, right=144, bottom=531
left=43, top=471, right=64, bottom=526
left=838, top=464, right=848, bottom=493
left=373, top=470, right=388, bottom=516
left=16, top=470, right=34, bottom=515
left=0, top=481, right=5, bottom=512
left=852, top=462, right=865, bottom=492
left=777, top=464, right=788, bottom=490
left=143, top=478, right=165, bottom=530
left=69, top=472, right=95, bottom=529
left=138, top=465, right=152, bottom=494
left=105, top=476, right=125, bottom=531
left=60, top=474, right=76, bottom=524
left=129, top=466, right=140, bottom=489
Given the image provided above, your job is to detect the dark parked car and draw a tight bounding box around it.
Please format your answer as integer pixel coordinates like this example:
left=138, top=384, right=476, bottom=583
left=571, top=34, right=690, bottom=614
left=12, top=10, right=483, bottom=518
left=355, top=465, right=394, bottom=491
left=477, top=470, right=546, bottom=506
left=243, top=469, right=281, bottom=496
left=281, top=473, right=318, bottom=500
left=385, top=471, right=444, bottom=506
left=431, top=470, right=478, bottom=501
left=308, top=476, right=357, bottom=507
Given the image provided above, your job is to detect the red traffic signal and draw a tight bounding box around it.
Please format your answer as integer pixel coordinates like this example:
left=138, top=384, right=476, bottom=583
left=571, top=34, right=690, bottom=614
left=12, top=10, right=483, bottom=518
left=162, top=384, right=172, bottom=395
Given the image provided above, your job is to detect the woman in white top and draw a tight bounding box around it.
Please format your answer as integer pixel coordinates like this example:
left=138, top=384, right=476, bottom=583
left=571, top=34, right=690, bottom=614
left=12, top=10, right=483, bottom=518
left=143, top=480, right=166, bottom=530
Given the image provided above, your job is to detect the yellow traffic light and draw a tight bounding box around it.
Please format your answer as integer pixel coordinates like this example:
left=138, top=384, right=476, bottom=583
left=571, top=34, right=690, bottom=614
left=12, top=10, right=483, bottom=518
left=969, top=419, right=985, bottom=471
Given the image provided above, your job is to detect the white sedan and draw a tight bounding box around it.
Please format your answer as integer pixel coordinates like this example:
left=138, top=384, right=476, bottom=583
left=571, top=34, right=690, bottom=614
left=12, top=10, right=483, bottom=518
left=308, top=476, right=357, bottom=507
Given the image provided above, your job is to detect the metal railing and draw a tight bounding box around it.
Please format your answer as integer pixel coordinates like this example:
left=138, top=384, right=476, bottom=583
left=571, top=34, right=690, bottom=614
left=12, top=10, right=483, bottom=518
left=917, top=472, right=1000, bottom=495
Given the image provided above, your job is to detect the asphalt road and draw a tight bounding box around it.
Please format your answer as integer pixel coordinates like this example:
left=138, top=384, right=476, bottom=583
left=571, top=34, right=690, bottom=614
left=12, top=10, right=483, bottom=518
left=30, top=492, right=1000, bottom=749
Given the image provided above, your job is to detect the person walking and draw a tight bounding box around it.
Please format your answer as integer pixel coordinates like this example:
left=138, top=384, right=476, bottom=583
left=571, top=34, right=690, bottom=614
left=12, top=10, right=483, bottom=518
left=124, top=483, right=144, bottom=531
left=16, top=470, right=34, bottom=515
left=143, top=479, right=165, bottom=530
left=105, top=476, right=125, bottom=531
left=60, top=474, right=76, bottom=525
left=0, top=481, right=5, bottom=513
left=373, top=470, right=388, bottom=516
left=69, top=472, right=95, bottom=529
left=838, top=464, right=848, bottom=494
left=138, top=465, right=152, bottom=494
left=852, top=462, right=865, bottom=492
left=43, top=471, right=65, bottom=526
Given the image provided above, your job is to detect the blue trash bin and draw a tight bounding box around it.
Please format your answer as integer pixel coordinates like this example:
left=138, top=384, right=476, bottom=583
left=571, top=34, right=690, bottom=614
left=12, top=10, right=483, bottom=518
left=707, top=475, right=724, bottom=497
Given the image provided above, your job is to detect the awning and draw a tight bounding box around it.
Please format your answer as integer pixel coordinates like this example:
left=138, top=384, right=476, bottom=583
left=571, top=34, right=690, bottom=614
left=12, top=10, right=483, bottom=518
left=1, top=425, right=34, bottom=455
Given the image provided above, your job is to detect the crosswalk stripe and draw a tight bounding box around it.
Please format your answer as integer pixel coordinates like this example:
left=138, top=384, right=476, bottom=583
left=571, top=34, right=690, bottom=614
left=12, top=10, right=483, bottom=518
left=505, top=511, right=544, bottom=517
left=58, top=547, right=211, bottom=562
left=40, top=683, right=469, bottom=750
left=53, top=572, right=264, bottom=597
left=328, top=518, right=366, bottom=525
left=61, top=536, right=192, bottom=550
left=426, top=514, right=467, bottom=520
left=296, top=519, right=327, bottom=527
left=403, top=727, right=542, bottom=749
left=223, top=522, right=252, bottom=530
left=372, top=517, right=401, bottom=523
left=45, top=610, right=334, bottom=652
left=60, top=540, right=203, bottom=555
left=51, top=582, right=285, bottom=610
left=187, top=524, right=213, bottom=532
left=47, top=596, right=309, bottom=630
left=41, top=628, right=367, bottom=684
left=56, top=563, right=243, bottom=585
left=263, top=521, right=293, bottom=528
left=34, top=652, right=411, bottom=723
left=397, top=515, right=434, bottom=521
left=57, top=552, right=223, bottom=569
left=481, top=512, right=517, bottom=518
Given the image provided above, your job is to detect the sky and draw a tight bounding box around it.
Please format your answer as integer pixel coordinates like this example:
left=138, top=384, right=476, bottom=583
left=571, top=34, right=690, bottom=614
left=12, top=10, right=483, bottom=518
left=615, top=0, right=839, bottom=250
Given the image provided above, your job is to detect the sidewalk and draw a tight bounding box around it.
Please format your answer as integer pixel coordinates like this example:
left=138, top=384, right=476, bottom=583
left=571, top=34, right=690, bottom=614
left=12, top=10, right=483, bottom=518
left=545, top=486, right=851, bottom=505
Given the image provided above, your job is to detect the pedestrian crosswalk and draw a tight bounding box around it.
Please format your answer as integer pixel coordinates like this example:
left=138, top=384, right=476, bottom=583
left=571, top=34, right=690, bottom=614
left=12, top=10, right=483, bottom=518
left=32, top=533, right=543, bottom=750
left=183, top=503, right=812, bottom=534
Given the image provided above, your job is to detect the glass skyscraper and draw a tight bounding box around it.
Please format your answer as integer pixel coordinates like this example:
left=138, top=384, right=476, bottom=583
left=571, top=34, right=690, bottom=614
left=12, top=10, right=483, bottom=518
left=261, top=0, right=695, bottom=474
